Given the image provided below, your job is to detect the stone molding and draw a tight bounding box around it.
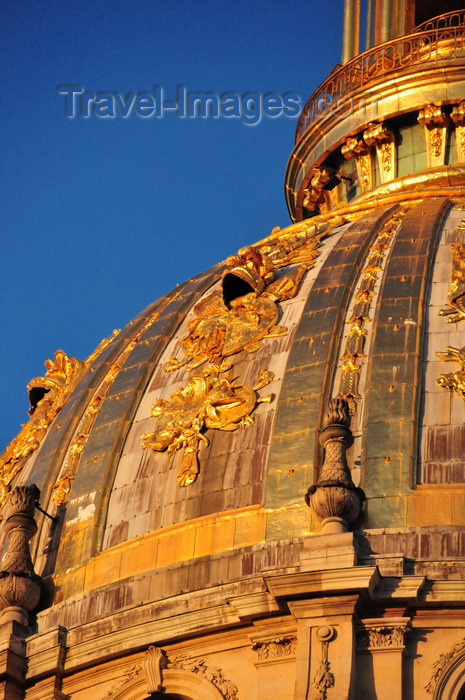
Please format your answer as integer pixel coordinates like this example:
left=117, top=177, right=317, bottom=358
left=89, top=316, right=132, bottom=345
left=100, top=646, right=238, bottom=700
left=425, top=635, right=465, bottom=697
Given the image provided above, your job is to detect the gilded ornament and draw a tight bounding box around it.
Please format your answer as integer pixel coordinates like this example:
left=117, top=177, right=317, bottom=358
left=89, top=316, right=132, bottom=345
left=429, top=128, right=443, bottom=158
left=142, top=363, right=273, bottom=486
left=418, top=105, right=449, bottom=166
left=363, top=121, right=396, bottom=181
left=165, top=234, right=324, bottom=373
left=439, top=242, right=465, bottom=322
left=436, top=345, right=465, bottom=398
left=337, top=207, right=408, bottom=410
left=0, top=330, right=121, bottom=510
left=451, top=102, right=465, bottom=161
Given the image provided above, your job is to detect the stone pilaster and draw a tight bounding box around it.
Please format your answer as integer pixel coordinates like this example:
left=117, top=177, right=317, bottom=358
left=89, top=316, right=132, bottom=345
left=356, top=617, right=411, bottom=700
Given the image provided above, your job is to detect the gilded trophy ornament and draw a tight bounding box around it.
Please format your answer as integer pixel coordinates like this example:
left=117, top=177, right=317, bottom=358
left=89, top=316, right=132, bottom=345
left=142, top=362, right=274, bottom=486
left=165, top=253, right=309, bottom=373
left=164, top=221, right=331, bottom=373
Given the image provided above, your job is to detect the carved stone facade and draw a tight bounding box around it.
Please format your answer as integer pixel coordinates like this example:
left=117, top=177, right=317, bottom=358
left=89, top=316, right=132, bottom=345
left=3, top=3, right=465, bottom=700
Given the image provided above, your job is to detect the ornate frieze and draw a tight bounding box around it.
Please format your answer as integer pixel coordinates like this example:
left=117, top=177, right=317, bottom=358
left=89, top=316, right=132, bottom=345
left=252, top=635, right=297, bottom=661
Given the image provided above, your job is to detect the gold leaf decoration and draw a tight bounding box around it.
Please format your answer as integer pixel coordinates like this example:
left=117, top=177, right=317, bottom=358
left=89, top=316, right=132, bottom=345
left=142, top=362, right=273, bottom=486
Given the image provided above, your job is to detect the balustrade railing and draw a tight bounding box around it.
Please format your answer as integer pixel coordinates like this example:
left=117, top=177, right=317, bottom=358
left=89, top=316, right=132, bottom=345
left=296, top=20, right=465, bottom=143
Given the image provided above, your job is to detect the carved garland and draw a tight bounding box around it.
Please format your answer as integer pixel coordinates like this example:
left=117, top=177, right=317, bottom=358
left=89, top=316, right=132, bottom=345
left=425, top=636, right=465, bottom=695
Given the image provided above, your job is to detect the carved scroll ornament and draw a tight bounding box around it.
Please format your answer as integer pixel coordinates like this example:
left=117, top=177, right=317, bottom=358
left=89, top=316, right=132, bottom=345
left=0, top=331, right=119, bottom=510
left=439, top=242, right=465, bottom=323
left=436, top=345, right=465, bottom=398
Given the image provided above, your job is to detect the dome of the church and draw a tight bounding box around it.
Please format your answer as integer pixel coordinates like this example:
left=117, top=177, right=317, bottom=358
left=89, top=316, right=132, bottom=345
left=2, top=4, right=465, bottom=700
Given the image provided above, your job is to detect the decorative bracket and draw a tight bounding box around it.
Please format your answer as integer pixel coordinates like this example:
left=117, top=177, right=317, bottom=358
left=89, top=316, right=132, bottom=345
left=363, top=121, right=396, bottom=183
left=342, top=135, right=374, bottom=193
left=451, top=101, right=465, bottom=162
left=418, top=104, right=450, bottom=168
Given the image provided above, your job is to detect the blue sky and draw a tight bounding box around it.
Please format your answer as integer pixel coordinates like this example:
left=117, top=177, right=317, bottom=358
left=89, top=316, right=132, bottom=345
left=1, top=0, right=343, bottom=448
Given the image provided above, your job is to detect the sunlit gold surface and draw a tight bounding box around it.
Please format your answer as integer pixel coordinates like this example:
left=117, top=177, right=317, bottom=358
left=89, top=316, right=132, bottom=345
left=363, top=121, right=396, bottom=182
left=436, top=345, right=465, bottom=398
left=0, top=351, right=84, bottom=509
left=141, top=363, right=273, bottom=486
left=165, top=232, right=325, bottom=373
left=286, top=12, right=465, bottom=222
left=418, top=105, right=449, bottom=167
left=296, top=24, right=465, bottom=141
left=439, top=242, right=465, bottom=323
left=337, top=207, right=409, bottom=411
left=0, top=330, right=123, bottom=510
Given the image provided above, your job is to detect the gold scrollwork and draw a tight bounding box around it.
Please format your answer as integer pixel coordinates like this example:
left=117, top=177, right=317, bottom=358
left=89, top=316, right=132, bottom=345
left=337, top=207, right=409, bottom=412
left=436, top=345, right=465, bottom=398
left=439, top=242, right=465, bottom=323
left=0, top=331, right=120, bottom=511
left=141, top=362, right=274, bottom=486
left=164, top=224, right=329, bottom=373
